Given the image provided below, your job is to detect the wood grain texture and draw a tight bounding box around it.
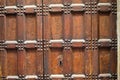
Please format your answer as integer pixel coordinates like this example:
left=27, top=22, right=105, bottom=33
left=6, top=0, right=16, bottom=6
left=0, top=0, right=117, bottom=79
left=72, top=13, right=84, bottom=39
left=99, top=48, right=111, bottom=73
left=73, top=48, right=85, bottom=74
left=99, top=14, right=111, bottom=39
left=48, top=48, right=63, bottom=74
left=25, top=14, right=37, bottom=40
left=26, top=49, right=37, bottom=75
left=1, top=49, right=7, bottom=77
left=25, top=0, right=36, bottom=5
left=99, top=0, right=110, bottom=3
left=7, top=49, right=17, bottom=75
left=6, top=15, right=16, bottom=40
left=51, top=13, right=63, bottom=39
left=17, top=15, right=25, bottom=40
left=0, top=0, right=4, bottom=5
left=72, top=0, right=83, bottom=3
left=0, top=16, right=5, bottom=40
left=18, top=49, right=26, bottom=75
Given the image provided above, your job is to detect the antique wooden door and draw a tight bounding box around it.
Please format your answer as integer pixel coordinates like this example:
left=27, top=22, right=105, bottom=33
left=0, top=0, right=117, bottom=80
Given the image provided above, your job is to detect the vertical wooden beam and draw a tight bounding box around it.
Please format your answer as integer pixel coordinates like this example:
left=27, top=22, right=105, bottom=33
left=42, top=0, right=49, bottom=76
left=117, top=0, right=120, bottom=79
left=17, top=15, right=25, bottom=40
left=36, top=1, right=43, bottom=76
left=91, top=0, right=98, bottom=75
left=17, top=4, right=26, bottom=75
left=17, top=49, right=26, bottom=75
left=84, top=0, right=92, bottom=76
left=63, top=0, right=72, bottom=76
left=17, top=16, right=26, bottom=75
left=0, top=15, right=7, bottom=78
left=1, top=49, right=7, bottom=78
left=111, top=0, right=117, bottom=77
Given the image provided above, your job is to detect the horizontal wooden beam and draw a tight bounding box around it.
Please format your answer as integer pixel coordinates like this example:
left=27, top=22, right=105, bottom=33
left=2, top=73, right=117, bottom=79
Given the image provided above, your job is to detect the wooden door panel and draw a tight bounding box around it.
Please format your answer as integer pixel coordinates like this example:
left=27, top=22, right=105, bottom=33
left=72, top=13, right=84, bottom=39
left=99, top=13, right=111, bottom=39
left=0, top=0, right=44, bottom=79
left=0, top=49, right=7, bottom=77
left=91, top=0, right=117, bottom=79
left=50, top=13, right=63, bottom=39
left=26, top=49, right=37, bottom=75
left=7, top=49, right=17, bottom=75
left=44, top=0, right=91, bottom=79
left=6, top=14, right=17, bottom=40
left=72, top=48, right=85, bottom=74
left=48, top=48, right=63, bottom=74
left=25, top=14, right=37, bottom=40
left=0, top=0, right=117, bottom=79
left=99, top=48, right=111, bottom=73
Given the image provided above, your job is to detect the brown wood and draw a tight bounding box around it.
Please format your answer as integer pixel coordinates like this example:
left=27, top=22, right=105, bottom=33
left=0, top=0, right=117, bottom=79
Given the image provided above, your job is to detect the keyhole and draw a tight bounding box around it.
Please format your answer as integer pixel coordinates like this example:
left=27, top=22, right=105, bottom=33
left=57, top=55, right=63, bottom=66
left=59, top=60, right=63, bottom=66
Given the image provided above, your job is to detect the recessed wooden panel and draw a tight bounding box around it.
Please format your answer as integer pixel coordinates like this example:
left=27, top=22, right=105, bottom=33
left=50, top=13, right=63, bottom=39
left=48, top=48, right=63, bottom=74
left=72, top=13, right=84, bottom=39
left=26, top=49, right=37, bottom=75
left=7, top=49, right=17, bottom=75
left=0, top=16, right=4, bottom=40
left=99, top=14, right=111, bottom=39
left=25, top=14, right=37, bottom=40
left=6, top=15, right=16, bottom=40
left=25, top=0, right=36, bottom=5
left=111, top=50, right=117, bottom=73
left=73, top=48, right=85, bottom=74
left=6, top=0, right=16, bottom=6
left=111, top=15, right=117, bottom=38
left=0, top=0, right=117, bottom=79
left=0, top=50, right=2, bottom=76
left=99, top=48, right=111, bottom=73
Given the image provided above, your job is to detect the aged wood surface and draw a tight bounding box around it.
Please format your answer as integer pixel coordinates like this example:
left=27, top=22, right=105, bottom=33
left=0, top=0, right=117, bottom=79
